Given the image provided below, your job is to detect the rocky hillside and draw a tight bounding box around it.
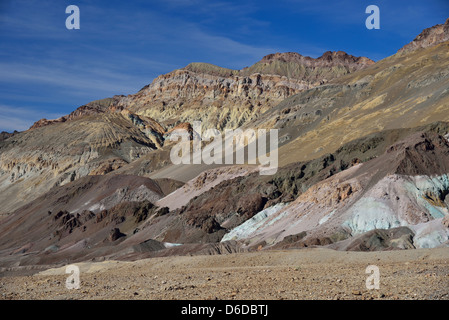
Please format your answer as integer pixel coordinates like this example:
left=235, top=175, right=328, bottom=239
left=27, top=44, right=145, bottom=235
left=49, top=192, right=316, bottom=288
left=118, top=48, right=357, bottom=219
left=0, top=112, right=164, bottom=214
left=1, top=123, right=448, bottom=269
left=220, top=131, right=449, bottom=251
left=398, top=18, right=449, bottom=54
left=120, top=51, right=374, bottom=131
left=0, top=20, right=449, bottom=271
left=251, top=39, right=449, bottom=166
left=0, top=50, right=374, bottom=214
left=31, top=51, right=374, bottom=132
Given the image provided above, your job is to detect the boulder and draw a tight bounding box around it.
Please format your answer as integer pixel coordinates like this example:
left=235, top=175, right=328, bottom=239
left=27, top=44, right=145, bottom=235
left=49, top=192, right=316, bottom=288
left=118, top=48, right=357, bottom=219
left=109, top=228, right=126, bottom=241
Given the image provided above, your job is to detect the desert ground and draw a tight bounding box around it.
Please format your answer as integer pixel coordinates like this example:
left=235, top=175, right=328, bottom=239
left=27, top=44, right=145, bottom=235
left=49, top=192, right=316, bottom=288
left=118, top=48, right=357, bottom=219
left=1, top=247, right=448, bottom=300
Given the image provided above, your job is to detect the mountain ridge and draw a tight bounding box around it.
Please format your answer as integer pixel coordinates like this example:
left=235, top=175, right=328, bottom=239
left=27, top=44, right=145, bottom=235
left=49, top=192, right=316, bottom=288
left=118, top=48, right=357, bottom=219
left=398, top=18, right=449, bottom=54
left=30, top=50, right=374, bottom=132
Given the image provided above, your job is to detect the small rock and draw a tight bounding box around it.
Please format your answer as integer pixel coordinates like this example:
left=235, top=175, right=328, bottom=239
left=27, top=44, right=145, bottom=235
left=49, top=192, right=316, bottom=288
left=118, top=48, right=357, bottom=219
left=109, top=228, right=126, bottom=241
left=230, top=289, right=239, bottom=297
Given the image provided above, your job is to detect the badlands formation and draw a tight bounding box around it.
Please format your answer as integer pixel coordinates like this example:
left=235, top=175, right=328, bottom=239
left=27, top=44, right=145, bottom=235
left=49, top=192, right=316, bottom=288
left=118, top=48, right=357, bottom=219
left=0, top=19, right=449, bottom=300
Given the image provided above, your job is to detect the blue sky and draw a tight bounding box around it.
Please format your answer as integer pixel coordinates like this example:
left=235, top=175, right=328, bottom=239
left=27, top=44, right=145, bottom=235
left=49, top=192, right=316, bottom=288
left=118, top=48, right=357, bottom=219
left=0, top=0, right=448, bottom=132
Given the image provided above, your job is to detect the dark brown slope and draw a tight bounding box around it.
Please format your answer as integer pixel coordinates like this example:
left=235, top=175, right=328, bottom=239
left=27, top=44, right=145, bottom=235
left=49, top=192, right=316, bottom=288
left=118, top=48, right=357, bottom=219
left=388, top=132, right=449, bottom=176
left=0, top=174, right=175, bottom=268
left=238, top=130, right=449, bottom=252
left=125, top=122, right=449, bottom=246
left=1, top=122, right=448, bottom=270
left=334, top=130, right=449, bottom=184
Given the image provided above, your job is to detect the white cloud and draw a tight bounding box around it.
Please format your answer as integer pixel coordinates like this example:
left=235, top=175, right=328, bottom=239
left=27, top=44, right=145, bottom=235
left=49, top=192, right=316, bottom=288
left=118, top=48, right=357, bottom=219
left=0, top=116, right=34, bottom=132
left=0, top=104, right=63, bottom=132
left=0, top=62, right=146, bottom=97
left=188, top=27, right=279, bottom=62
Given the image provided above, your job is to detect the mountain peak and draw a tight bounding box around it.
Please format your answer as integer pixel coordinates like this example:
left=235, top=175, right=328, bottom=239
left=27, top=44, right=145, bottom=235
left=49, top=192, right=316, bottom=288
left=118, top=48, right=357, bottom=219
left=259, top=51, right=374, bottom=66
left=182, top=62, right=237, bottom=77
left=398, top=17, right=449, bottom=54
left=259, top=52, right=305, bottom=63
left=316, top=51, right=374, bottom=65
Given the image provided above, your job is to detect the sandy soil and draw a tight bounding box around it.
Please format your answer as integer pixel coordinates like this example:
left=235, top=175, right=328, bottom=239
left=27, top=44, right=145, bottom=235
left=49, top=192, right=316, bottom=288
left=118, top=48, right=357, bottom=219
left=1, top=247, right=448, bottom=300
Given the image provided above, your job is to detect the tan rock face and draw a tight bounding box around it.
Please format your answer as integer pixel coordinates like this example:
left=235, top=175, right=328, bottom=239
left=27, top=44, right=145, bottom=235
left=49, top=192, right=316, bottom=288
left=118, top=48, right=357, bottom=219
left=398, top=18, right=449, bottom=54
left=29, top=97, right=124, bottom=130
left=121, top=52, right=373, bottom=130
left=0, top=113, right=158, bottom=213
left=30, top=51, right=374, bottom=133
left=124, top=70, right=305, bottom=130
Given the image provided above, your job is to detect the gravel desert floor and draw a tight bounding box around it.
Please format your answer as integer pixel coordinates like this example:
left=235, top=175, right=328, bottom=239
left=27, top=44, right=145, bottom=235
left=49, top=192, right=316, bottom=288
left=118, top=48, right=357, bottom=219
left=1, top=247, right=448, bottom=300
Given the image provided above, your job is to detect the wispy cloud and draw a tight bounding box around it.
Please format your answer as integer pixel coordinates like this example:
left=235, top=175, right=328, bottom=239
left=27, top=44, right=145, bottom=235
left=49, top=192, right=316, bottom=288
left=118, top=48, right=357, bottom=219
left=179, top=26, right=281, bottom=68
left=0, top=62, right=142, bottom=97
left=0, top=104, right=63, bottom=132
